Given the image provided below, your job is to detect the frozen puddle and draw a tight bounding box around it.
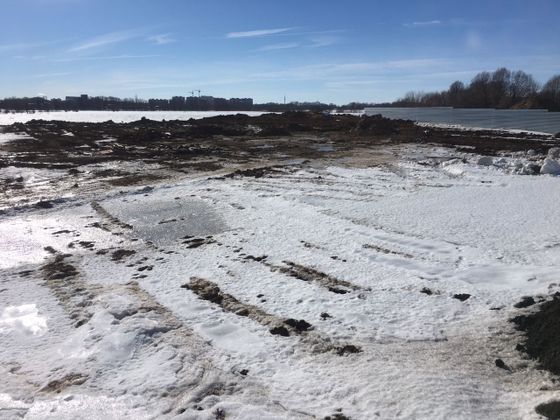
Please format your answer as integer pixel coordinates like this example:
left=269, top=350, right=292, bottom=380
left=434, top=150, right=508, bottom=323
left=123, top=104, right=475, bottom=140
left=101, top=193, right=228, bottom=246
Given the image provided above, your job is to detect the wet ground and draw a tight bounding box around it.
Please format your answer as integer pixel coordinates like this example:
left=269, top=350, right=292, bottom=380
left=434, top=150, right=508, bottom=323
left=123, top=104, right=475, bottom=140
left=2, top=112, right=560, bottom=419
left=1, top=112, right=558, bottom=212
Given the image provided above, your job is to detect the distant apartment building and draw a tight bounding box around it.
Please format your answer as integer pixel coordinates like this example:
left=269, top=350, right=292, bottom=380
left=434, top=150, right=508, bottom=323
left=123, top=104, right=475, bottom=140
left=229, top=98, right=253, bottom=110
left=170, top=96, right=186, bottom=110
left=148, top=98, right=170, bottom=110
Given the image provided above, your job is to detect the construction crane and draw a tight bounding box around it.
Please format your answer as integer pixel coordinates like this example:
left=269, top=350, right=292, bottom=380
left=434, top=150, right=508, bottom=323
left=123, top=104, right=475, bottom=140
left=188, top=90, right=195, bottom=97
left=196, top=90, right=201, bottom=97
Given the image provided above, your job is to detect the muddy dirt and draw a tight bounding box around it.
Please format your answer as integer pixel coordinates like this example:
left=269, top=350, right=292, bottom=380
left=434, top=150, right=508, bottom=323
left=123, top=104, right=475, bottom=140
left=182, top=277, right=313, bottom=337
left=1, top=112, right=558, bottom=209
left=182, top=277, right=361, bottom=356
left=535, top=400, right=560, bottom=419
left=512, top=294, right=560, bottom=375
left=269, top=261, right=362, bottom=294
left=40, top=373, right=88, bottom=393
left=111, top=249, right=136, bottom=261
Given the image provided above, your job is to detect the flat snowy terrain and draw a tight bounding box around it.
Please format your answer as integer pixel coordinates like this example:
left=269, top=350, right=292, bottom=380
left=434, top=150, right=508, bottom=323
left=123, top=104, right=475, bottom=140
left=1, top=142, right=560, bottom=419
left=0, top=111, right=267, bottom=125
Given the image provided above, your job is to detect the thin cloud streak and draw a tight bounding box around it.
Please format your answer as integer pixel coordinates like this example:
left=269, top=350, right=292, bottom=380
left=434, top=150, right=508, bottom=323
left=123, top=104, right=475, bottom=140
left=68, top=30, right=139, bottom=52
left=147, top=33, right=175, bottom=45
left=404, top=20, right=442, bottom=27
left=30, top=72, right=72, bottom=79
left=226, top=27, right=294, bottom=38
left=0, top=40, right=59, bottom=53
left=307, top=35, right=339, bottom=48
left=52, top=54, right=160, bottom=62
left=256, top=42, right=300, bottom=52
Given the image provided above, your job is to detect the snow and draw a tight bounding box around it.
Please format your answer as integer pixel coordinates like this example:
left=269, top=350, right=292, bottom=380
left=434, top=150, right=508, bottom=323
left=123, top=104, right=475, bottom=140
left=540, top=158, right=560, bottom=175
left=0, top=132, right=34, bottom=144
left=0, top=110, right=269, bottom=125
left=548, top=147, right=560, bottom=159
left=415, top=121, right=556, bottom=136
left=0, top=304, right=47, bottom=336
left=1, top=143, right=560, bottom=418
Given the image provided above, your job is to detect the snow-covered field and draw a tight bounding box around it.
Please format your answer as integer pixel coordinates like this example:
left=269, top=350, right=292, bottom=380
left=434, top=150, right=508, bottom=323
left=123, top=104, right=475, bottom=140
left=0, top=111, right=268, bottom=125
left=1, top=144, right=560, bottom=419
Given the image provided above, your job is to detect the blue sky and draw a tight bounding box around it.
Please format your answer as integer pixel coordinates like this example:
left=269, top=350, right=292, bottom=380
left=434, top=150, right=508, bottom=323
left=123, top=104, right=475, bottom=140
left=1, top=0, right=559, bottom=104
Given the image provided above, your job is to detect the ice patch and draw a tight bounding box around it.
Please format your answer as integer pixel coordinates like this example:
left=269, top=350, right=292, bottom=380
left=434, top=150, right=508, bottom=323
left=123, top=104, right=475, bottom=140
left=0, top=304, right=47, bottom=336
left=477, top=156, right=494, bottom=166
left=102, top=195, right=228, bottom=245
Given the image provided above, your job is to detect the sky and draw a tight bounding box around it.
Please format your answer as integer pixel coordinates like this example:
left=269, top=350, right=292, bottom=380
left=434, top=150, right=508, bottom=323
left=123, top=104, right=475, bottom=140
left=1, top=0, right=559, bottom=104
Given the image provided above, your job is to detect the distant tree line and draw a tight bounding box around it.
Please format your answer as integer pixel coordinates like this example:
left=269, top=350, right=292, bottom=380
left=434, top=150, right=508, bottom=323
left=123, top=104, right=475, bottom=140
left=3, top=68, right=558, bottom=113
left=392, top=68, right=560, bottom=111
left=0, top=94, right=254, bottom=113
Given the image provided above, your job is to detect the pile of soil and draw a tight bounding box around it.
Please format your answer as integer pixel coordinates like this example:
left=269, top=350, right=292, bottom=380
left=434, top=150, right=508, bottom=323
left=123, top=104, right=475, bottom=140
left=512, top=294, right=560, bottom=375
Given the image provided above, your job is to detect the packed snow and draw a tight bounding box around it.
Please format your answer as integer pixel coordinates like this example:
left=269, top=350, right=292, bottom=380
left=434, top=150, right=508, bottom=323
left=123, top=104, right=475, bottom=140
left=0, top=304, right=47, bottom=337
left=1, top=143, right=560, bottom=419
left=0, top=132, right=35, bottom=144
left=0, top=111, right=268, bottom=125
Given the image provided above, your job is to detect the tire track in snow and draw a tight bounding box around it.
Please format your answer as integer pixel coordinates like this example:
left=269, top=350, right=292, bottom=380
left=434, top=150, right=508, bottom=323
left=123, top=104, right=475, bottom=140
left=183, top=277, right=362, bottom=356
left=41, top=252, right=100, bottom=328
left=90, top=201, right=133, bottom=232
left=267, top=261, right=363, bottom=295
left=36, top=250, right=281, bottom=416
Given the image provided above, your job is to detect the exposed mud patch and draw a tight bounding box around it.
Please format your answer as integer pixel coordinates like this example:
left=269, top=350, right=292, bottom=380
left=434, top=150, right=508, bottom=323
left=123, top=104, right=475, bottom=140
left=111, top=249, right=136, bottom=261
left=105, top=173, right=164, bottom=187
left=535, top=400, right=560, bottom=419
left=363, top=243, right=414, bottom=259
left=324, top=413, right=352, bottom=420
left=182, top=277, right=361, bottom=356
left=40, top=373, right=88, bottom=393
left=514, top=296, right=536, bottom=308
left=453, top=293, right=471, bottom=302
left=270, top=261, right=361, bottom=294
left=512, top=295, right=560, bottom=375
left=182, top=277, right=310, bottom=337
left=222, top=165, right=286, bottom=179
left=41, top=252, right=96, bottom=327
left=182, top=236, right=217, bottom=249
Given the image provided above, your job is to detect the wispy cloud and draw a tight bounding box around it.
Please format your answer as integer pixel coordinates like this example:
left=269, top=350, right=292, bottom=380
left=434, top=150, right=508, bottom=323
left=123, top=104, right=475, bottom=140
left=147, top=33, right=175, bottom=45
left=30, top=72, right=72, bottom=79
left=404, top=20, right=442, bottom=27
left=52, top=54, right=159, bottom=62
left=256, top=42, right=300, bottom=52
left=249, top=58, right=449, bottom=81
left=226, top=27, right=294, bottom=38
left=68, top=30, right=139, bottom=52
left=308, top=35, right=339, bottom=48
left=0, top=40, right=57, bottom=54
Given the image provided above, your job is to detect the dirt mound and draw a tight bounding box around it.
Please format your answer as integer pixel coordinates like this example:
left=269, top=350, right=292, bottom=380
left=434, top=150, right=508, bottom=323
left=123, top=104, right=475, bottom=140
left=512, top=294, right=560, bottom=375
left=352, top=114, right=409, bottom=135
left=535, top=400, right=560, bottom=419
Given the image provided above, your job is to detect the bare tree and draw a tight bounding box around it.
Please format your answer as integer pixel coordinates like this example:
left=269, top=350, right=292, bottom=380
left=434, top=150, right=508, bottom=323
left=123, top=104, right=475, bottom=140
left=510, top=71, right=539, bottom=105
left=540, top=75, right=560, bottom=110
left=448, top=81, right=465, bottom=107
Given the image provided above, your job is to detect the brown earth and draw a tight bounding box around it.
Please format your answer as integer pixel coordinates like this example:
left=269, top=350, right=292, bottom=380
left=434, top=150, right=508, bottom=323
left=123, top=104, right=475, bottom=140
left=1, top=112, right=558, bottom=209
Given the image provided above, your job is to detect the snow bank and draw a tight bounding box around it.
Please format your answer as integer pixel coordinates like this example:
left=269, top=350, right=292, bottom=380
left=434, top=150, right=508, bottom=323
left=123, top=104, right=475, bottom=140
left=0, top=132, right=34, bottom=144
left=541, top=158, right=560, bottom=175
left=548, top=147, right=560, bottom=159
left=0, top=304, right=47, bottom=336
